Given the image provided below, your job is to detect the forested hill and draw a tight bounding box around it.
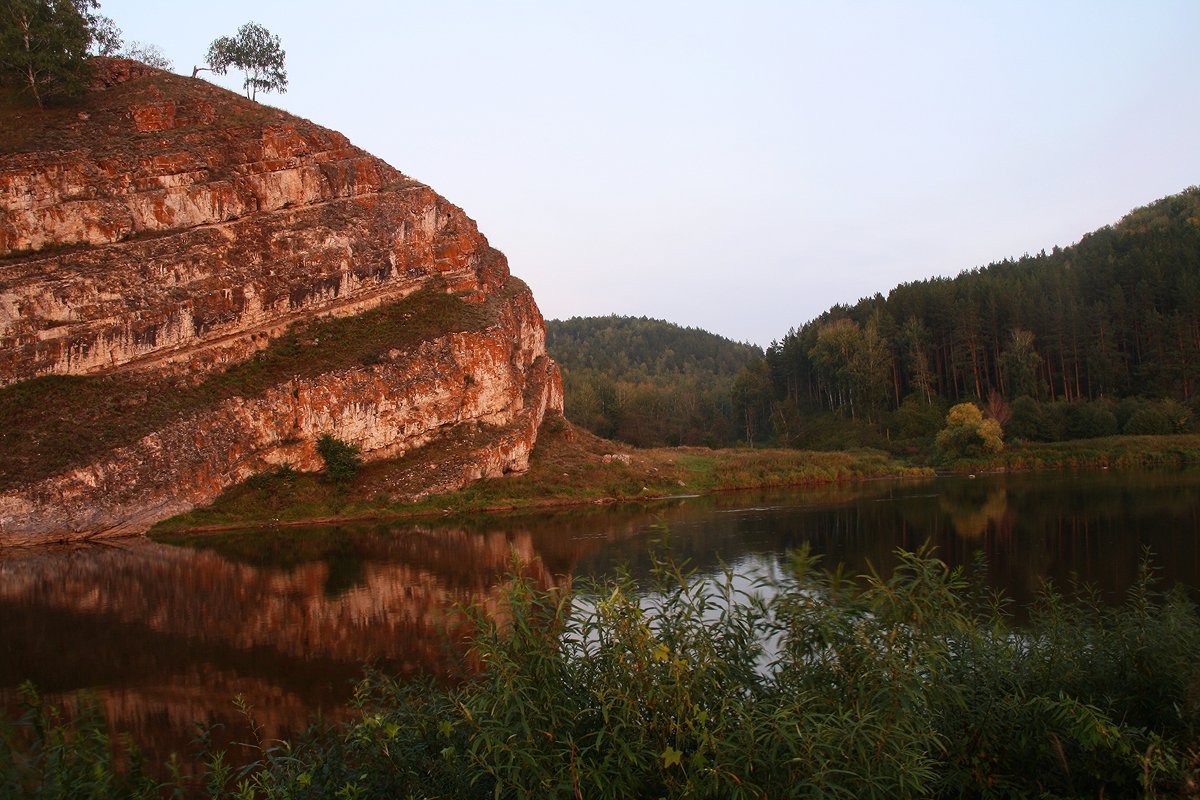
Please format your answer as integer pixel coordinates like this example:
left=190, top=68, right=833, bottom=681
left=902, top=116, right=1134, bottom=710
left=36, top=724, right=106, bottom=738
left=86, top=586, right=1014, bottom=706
left=546, top=316, right=761, bottom=447
left=761, top=187, right=1200, bottom=424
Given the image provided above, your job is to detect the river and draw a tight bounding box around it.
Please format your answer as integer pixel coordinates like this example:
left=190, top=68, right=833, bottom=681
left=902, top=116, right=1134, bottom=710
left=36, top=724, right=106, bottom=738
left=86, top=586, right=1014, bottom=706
left=2, top=468, right=1199, bottom=769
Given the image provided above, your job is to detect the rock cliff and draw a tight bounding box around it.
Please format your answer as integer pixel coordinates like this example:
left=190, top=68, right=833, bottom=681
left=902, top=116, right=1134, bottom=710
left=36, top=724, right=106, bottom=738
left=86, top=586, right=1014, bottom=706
left=0, top=58, right=562, bottom=544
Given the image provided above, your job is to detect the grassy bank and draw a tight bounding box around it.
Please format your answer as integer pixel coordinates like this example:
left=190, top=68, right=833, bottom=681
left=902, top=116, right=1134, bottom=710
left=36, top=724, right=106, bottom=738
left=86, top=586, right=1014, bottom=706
left=4, top=547, right=1198, bottom=798
left=941, top=433, right=1200, bottom=473
left=150, top=416, right=929, bottom=535
left=152, top=419, right=1200, bottom=536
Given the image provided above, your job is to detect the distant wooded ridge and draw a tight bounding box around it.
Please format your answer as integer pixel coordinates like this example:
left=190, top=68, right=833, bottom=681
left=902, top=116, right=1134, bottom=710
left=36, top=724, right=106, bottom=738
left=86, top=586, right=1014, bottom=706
left=545, top=316, right=761, bottom=448
left=549, top=187, right=1200, bottom=452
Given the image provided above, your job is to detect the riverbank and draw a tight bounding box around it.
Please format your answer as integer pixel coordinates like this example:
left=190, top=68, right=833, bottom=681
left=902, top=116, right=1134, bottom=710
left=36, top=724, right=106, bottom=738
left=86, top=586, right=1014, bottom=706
left=150, top=420, right=1200, bottom=537
left=942, top=433, right=1200, bottom=474
left=150, top=415, right=929, bottom=536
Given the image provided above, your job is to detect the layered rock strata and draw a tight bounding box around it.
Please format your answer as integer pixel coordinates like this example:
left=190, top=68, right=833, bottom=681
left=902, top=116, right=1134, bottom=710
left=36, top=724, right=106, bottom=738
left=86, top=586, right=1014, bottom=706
left=0, top=59, right=562, bottom=543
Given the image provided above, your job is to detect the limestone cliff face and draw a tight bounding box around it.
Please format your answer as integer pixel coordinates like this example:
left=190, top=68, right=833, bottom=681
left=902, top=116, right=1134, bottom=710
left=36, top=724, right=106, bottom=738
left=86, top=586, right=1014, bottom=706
left=0, top=59, right=562, bottom=544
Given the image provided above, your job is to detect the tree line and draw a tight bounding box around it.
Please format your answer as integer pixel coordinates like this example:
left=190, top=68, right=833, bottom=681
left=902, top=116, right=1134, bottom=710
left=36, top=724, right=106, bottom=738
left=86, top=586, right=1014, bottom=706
left=546, top=316, right=761, bottom=447
left=553, top=190, right=1199, bottom=452
left=733, top=187, right=1200, bottom=448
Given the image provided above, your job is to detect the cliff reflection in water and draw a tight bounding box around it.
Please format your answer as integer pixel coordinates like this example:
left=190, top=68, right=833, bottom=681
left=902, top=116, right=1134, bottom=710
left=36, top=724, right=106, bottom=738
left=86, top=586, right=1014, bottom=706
left=0, top=518, right=644, bottom=767
left=3, top=469, right=1200, bottom=769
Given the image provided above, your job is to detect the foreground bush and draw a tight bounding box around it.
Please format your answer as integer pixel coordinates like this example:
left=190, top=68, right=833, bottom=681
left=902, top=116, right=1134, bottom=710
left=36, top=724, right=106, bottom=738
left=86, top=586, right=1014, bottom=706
left=3, top=547, right=1199, bottom=798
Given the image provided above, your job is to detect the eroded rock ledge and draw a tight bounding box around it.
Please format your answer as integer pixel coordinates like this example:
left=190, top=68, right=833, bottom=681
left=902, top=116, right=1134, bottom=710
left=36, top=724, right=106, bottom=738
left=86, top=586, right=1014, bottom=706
left=0, top=59, right=562, bottom=544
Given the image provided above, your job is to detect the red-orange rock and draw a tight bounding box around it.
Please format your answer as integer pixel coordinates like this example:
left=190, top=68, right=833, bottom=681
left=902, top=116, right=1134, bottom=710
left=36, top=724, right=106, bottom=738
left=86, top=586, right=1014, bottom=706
left=0, top=59, right=562, bottom=544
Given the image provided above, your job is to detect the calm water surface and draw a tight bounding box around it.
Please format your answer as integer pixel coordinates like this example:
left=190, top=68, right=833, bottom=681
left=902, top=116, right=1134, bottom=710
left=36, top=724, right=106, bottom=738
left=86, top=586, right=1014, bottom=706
left=2, top=468, right=1199, bottom=766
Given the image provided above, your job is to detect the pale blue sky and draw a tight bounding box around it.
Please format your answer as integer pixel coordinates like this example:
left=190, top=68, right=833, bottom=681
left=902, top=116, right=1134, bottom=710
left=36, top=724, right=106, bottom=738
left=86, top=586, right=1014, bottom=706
left=102, top=1, right=1200, bottom=347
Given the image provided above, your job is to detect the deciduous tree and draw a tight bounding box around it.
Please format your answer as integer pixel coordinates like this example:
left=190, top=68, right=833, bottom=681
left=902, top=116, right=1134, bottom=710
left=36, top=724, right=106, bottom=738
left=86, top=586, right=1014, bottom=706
left=203, top=21, right=286, bottom=100
left=732, top=357, right=775, bottom=446
left=121, top=40, right=171, bottom=70
left=0, top=0, right=92, bottom=107
left=935, top=402, right=1004, bottom=461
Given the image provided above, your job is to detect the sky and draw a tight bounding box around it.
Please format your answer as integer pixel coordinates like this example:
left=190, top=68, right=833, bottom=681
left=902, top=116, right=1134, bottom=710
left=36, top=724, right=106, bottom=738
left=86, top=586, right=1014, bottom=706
left=101, top=1, right=1200, bottom=348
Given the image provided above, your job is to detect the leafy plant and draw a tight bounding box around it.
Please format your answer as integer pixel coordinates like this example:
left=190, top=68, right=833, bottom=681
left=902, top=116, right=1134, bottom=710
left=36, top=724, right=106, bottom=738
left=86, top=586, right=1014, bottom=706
left=213, top=545, right=1200, bottom=799
left=0, top=0, right=94, bottom=107
left=316, top=434, right=360, bottom=485
left=0, top=683, right=162, bottom=799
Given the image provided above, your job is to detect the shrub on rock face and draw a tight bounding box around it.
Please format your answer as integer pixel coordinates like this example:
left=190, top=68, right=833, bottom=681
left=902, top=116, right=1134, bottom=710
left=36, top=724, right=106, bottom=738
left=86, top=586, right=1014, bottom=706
left=316, top=434, right=360, bottom=485
left=935, top=402, right=1003, bottom=461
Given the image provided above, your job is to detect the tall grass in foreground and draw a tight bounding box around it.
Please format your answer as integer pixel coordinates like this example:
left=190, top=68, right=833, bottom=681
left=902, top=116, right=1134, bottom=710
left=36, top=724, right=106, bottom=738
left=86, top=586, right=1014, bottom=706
left=3, top=546, right=1199, bottom=798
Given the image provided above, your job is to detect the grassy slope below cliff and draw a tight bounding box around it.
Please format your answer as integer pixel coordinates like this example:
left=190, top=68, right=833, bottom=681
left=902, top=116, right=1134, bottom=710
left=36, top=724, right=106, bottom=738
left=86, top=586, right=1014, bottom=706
left=150, top=415, right=926, bottom=534
left=150, top=422, right=1200, bottom=535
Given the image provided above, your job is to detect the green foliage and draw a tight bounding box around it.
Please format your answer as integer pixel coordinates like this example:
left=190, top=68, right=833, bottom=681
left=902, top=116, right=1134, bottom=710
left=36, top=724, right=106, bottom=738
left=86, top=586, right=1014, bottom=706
left=205, top=21, right=286, bottom=100
left=767, top=187, right=1200, bottom=432
left=809, top=315, right=891, bottom=421
left=1006, top=394, right=1048, bottom=441
left=7, top=547, right=1200, bottom=798
left=277, top=186, right=1200, bottom=459
left=730, top=356, right=774, bottom=446
left=0, top=683, right=163, bottom=798
left=999, top=328, right=1044, bottom=399
left=546, top=315, right=761, bottom=447
left=936, top=402, right=1004, bottom=461
left=1117, top=397, right=1195, bottom=436
left=783, top=408, right=891, bottom=451
left=1066, top=399, right=1119, bottom=439
left=1162, top=399, right=1194, bottom=432
left=0, top=0, right=96, bottom=107
left=316, top=434, right=360, bottom=485
left=1126, top=407, right=1174, bottom=436
left=891, top=392, right=947, bottom=442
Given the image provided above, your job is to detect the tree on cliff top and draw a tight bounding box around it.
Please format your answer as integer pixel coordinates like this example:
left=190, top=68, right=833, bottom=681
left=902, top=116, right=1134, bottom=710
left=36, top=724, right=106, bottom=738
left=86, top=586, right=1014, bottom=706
left=0, top=0, right=99, bottom=107
left=202, top=21, right=286, bottom=101
left=121, top=40, right=171, bottom=70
